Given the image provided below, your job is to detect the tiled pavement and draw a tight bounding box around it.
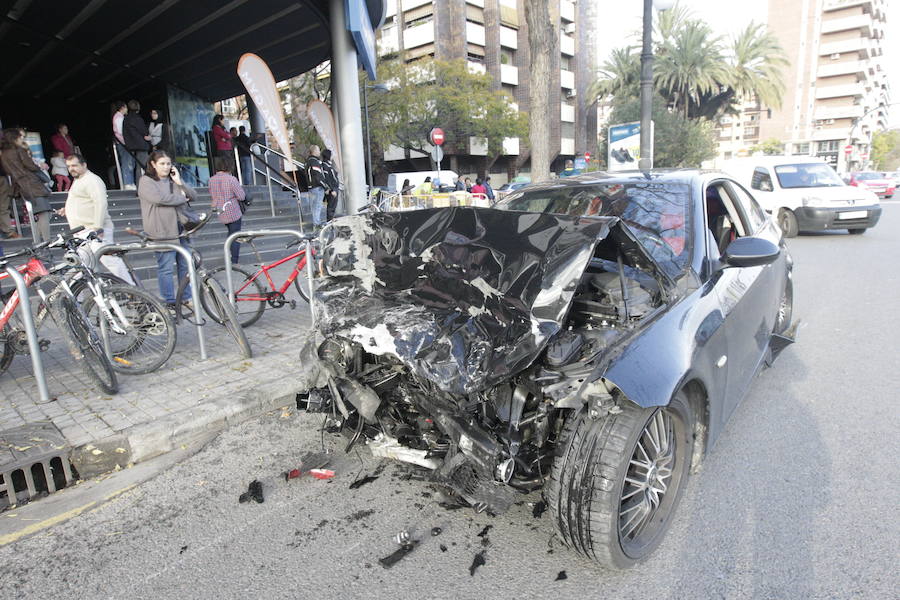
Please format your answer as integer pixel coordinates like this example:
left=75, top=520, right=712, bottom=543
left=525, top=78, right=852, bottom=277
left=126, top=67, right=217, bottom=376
left=1, top=263, right=313, bottom=476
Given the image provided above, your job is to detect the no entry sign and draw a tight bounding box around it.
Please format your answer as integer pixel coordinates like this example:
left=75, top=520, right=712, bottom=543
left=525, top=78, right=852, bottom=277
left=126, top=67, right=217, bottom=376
left=430, top=127, right=445, bottom=146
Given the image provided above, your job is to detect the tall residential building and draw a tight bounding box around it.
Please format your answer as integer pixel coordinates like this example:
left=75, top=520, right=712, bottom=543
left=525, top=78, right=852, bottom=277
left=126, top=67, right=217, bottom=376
left=377, top=0, right=598, bottom=181
left=760, top=0, right=890, bottom=172
left=714, top=96, right=767, bottom=162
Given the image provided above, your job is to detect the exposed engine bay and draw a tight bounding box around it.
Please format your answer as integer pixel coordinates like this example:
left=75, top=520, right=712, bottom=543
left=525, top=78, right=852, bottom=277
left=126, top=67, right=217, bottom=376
left=299, top=207, right=668, bottom=513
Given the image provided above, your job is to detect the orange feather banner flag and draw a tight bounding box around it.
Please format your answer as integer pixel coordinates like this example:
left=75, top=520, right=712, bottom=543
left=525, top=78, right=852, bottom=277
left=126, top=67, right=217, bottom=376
left=307, top=99, right=343, bottom=175
left=237, top=53, right=292, bottom=161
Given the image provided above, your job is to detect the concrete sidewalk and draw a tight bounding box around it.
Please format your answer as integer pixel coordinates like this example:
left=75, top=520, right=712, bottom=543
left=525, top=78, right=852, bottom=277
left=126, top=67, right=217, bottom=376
left=0, top=273, right=311, bottom=480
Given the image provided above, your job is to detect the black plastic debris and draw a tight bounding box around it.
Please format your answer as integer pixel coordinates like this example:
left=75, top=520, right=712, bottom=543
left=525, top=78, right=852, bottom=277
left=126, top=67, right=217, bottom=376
left=476, top=524, right=492, bottom=538
left=555, top=571, right=567, bottom=581
left=349, top=474, right=379, bottom=489
left=179, top=545, right=188, bottom=554
left=239, top=480, right=264, bottom=504
left=532, top=500, right=547, bottom=518
left=379, top=541, right=418, bottom=568
left=440, top=544, right=448, bottom=553
left=469, top=550, right=486, bottom=576
left=431, top=527, right=442, bottom=536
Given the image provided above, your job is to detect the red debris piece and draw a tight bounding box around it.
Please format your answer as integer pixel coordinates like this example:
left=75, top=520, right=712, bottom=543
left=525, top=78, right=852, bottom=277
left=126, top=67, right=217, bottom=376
left=284, top=469, right=302, bottom=481
left=309, top=468, right=336, bottom=480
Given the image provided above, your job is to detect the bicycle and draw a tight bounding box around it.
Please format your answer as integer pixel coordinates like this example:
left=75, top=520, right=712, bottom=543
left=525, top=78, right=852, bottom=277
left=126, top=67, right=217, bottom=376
left=122, top=220, right=252, bottom=360
left=195, top=233, right=318, bottom=328
left=0, top=228, right=118, bottom=394
left=62, top=231, right=177, bottom=375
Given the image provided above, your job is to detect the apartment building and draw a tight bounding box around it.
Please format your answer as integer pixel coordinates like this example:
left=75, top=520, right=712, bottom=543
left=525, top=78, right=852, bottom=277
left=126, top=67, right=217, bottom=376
left=714, top=97, right=769, bottom=161
left=377, top=0, right=597, bottom=181
left=759, top=0, right=890, bottom=172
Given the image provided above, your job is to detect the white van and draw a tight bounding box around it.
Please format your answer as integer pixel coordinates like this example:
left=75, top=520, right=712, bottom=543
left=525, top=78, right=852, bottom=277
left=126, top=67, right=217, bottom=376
left=720, top=156, right=882, bottom=236
left=386, top=170, right=459, bottom=193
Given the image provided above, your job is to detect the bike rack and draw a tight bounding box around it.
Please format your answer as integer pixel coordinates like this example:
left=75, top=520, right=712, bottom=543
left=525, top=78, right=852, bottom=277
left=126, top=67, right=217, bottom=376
left=3, top=265, right=51, bottom=403
left=222, top=230, right=319, bottom=323
left=94, top=242, right=209, bottom=360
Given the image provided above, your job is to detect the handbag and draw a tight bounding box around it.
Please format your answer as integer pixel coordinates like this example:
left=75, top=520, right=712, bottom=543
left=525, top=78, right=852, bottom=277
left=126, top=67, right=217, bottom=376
left=239, top=191, right=256, bottom=214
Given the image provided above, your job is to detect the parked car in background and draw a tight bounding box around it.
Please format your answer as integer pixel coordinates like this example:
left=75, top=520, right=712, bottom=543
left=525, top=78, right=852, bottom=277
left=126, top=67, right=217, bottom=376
left=848, top=171, right=895, bottom=199
left=299, top=170, right=795, bottom=569
left=494, top=180, right=530, bottom=200
left=722, top=156, right=882, bottom=237
left=883, top=170, right=900, bottom=188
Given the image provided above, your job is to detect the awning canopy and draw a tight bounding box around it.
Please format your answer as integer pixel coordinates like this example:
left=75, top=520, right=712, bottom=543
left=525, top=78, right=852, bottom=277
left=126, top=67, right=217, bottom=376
left=0, top=0, right=384, bottom=103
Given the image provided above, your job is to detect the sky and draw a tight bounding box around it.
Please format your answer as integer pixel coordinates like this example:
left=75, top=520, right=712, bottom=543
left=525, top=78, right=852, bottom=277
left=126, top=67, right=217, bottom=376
left=593, top=0, right=900, bottom=128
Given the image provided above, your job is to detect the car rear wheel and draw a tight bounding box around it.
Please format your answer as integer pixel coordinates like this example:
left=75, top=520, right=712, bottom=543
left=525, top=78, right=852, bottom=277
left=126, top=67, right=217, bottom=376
left=847, top=228, right=866, bottom=235
left=777, top=209, right=799, bottom=238
left=547, top=392, right=694, bottom=569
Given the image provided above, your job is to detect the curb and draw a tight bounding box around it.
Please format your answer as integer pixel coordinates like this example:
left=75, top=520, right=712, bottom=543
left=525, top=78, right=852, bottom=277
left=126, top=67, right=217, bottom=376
left=69, top=379, right=308, bottom=478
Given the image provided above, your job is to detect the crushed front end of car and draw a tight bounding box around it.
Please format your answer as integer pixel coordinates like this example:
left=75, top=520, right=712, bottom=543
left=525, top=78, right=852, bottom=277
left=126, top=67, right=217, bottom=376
left=298, top=207, right=667, bottom=514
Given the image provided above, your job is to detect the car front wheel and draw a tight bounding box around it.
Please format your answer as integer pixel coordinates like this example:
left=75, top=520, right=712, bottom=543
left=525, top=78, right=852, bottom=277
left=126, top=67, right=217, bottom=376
left=547, top=392, right=694, bottom=569
left=777, top=209, right=799, bottom=238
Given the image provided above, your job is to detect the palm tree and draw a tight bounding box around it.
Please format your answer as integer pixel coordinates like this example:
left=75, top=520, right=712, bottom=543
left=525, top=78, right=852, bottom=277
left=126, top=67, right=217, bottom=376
left=728, top=22, right=789, bottom=109
left=654, top=19, right=729, bottom=118
left=587, top=46, right=640, bottom=103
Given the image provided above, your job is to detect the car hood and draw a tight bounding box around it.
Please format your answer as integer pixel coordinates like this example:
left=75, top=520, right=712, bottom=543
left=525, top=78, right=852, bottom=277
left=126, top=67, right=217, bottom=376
left=312, top=207, right=658, bottom=395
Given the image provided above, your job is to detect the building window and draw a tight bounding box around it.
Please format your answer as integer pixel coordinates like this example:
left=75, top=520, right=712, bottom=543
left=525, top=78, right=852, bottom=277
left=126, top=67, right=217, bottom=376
left=793, top=143, right=810, bottom=154
left=724, top=151, right=733, bottom=160
left=405, top=14, right=433, bottom=28
left=817, top=140, right=839, bottom=153
left=560, top=55, right=571, bottom=70
left=500, top=49, right=515, bottom=65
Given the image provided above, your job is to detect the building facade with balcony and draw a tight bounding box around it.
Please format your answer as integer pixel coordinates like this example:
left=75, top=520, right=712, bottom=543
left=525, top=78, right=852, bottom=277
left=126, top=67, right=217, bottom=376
left=759, top=0, right=890, bottom=172
left=376, top=0, right=597, bottom=182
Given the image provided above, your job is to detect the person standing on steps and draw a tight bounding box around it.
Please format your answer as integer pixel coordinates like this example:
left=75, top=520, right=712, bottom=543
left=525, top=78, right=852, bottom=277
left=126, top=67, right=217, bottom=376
left=123, top=99, right=150, bottom=188
left=321, top=148, right=341, bottom=221
left=208, top=157, right=245, bottom=264
left=137, top=150, right=196, bottom=312
left=0, top=128, right=53, bottom=245
left=306, top=145, right=325, bottom=228
left=55, top=153, right=134, bottom=284
left=235, top=126, right=253, bottom=185
left=111, top=101, right=135, bottom=189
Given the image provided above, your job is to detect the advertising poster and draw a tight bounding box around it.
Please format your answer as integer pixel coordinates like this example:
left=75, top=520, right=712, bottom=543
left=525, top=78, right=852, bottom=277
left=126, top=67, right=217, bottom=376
left=608, top=121, right=652, bottom=171
left=24, top=131, right=46, bottom=165
left=167, top=85, right=215, bottom=186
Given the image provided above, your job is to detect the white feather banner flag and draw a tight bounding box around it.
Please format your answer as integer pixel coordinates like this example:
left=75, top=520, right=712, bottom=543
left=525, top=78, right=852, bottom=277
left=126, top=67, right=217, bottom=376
left=237, top=53, right=292, bottom=161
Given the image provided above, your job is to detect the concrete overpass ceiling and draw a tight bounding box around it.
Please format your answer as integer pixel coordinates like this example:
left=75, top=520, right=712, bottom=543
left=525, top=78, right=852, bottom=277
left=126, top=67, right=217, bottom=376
left=0, top=0, right=389, bottom=103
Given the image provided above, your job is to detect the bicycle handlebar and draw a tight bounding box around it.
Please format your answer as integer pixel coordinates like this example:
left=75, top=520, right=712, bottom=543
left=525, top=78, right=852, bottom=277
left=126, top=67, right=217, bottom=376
left=0, top=226, right=87, bottom=262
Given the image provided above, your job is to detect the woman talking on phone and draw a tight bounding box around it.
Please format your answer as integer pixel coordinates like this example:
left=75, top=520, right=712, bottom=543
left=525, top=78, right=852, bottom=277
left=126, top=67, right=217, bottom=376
left=137, top=150, right=196, bottom=311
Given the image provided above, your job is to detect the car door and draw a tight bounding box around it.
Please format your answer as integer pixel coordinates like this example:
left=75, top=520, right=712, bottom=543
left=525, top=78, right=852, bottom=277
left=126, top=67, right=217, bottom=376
left=749, top=166, right=778, bottom=213
left=706, top=179, right=778, bottom=422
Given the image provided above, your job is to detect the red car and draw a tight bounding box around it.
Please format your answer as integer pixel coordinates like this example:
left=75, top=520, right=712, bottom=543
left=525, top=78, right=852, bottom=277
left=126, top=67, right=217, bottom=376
left=848, top=172, right=895, bottom=199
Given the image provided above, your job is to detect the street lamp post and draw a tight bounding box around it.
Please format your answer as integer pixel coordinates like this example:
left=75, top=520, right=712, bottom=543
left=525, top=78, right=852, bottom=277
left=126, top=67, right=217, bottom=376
left=362, top=82, right=388, bottom=190
left=638, top=0, right=674, bottom=171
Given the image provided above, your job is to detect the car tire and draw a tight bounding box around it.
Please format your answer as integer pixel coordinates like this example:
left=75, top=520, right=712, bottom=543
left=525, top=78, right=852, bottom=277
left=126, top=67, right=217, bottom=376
left=546, top=393, right=694, bottom=569
left=847, top=228, right=866, bottom=235
left=777, top=209, right=799, bottom=238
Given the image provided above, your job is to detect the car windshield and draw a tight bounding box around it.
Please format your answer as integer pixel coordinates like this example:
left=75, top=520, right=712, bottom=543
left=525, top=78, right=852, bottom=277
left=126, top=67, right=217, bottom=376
left=773, top=163, right=845, bottom=188
left=855, top=172, right=883, bottom=181
left=495, top=182, right=690, bottom=277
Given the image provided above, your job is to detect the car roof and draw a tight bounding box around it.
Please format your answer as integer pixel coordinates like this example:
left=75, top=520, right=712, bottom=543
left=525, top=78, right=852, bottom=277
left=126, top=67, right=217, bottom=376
left=515, top=169, right=719, bottom=192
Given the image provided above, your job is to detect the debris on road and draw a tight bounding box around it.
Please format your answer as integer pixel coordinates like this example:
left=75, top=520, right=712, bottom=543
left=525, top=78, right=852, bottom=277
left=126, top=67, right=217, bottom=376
left=309, top=468, right=335, bottom=480
left=379, top=541, right=418, bottom=568
left=348, top=474, right=379, bottom=489
left=238, top=480, right=264, bottom=504
left=439, top=544, right=448, bottom=552
left=469, top=550, right=486, bottom=576
left=430, top=527, right=442, bottom=536
left=179, top=545, right=188, bottom=554
left=476, top=524, right=492, bottom=539
left=532, top=500, right=547, bottom=518
left=555, top=571, right=567, bottom=581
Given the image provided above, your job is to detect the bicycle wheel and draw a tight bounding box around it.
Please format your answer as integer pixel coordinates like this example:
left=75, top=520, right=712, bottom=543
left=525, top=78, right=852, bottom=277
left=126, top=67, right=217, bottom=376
left=202, top=279, right=252, bottom=359
left=292, top=255, right=314, bottom=303
left=0, top=330, right=13, bottom=375
left=70, top=273, right=128, bottom=304
left=81, top=284, right=176, bottom=375
left=54, top=295, right=118, bottom=394
left=204, top=265, right=266, bottom=327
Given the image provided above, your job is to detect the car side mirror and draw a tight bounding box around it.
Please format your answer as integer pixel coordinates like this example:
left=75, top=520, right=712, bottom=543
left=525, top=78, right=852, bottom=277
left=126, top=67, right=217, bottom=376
left=721, top=237, right=780, bottom=268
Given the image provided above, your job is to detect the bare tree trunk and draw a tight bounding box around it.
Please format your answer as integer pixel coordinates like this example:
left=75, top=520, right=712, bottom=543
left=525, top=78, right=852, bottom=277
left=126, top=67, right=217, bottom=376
left=525, top=0, right=553, bottom=182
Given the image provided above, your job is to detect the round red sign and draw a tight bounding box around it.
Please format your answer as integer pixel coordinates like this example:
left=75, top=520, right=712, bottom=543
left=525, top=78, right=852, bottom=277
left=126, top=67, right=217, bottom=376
left=844, top=144, right=853, bottom=155
left=430, top=127, right=445, bottom=146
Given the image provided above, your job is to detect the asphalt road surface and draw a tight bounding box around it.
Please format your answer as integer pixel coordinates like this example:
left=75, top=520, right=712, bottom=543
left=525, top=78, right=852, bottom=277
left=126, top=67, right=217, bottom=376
left=2, top=205, right=898, bottom=600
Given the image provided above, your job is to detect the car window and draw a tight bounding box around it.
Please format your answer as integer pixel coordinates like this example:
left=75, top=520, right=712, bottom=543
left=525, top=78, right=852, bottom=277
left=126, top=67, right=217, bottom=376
left=751, top=167, right=773, bottom=192
left=855, top=172, right=881, bottom=181
left=726, top=182, right=767, bottom=233
left=705, top=182, right=748, bottom=258
left=774, top=163, right=844, bottom=188
left=496, top=182, right=691, bottom=277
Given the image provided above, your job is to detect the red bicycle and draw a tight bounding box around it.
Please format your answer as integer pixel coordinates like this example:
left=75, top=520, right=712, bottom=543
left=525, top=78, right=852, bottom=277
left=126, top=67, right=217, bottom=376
left=202, top=236, right=317, bottom=327
left=0, top=229, right=118, bottom=393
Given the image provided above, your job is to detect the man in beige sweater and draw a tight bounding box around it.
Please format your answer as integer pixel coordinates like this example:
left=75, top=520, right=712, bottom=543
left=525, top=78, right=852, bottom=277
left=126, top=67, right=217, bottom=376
left=55, top=154, right=133, bottom=283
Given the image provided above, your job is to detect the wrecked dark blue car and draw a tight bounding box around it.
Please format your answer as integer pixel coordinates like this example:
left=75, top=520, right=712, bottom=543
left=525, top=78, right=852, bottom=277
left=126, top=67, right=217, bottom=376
left=299, top=170, right=795, bottom=569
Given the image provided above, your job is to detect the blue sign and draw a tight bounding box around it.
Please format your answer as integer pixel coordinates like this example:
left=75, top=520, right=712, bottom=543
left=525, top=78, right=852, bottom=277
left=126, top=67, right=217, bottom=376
left=574, top=157, right=586, bottom=171
left=345, top=0, right=378, bottom=80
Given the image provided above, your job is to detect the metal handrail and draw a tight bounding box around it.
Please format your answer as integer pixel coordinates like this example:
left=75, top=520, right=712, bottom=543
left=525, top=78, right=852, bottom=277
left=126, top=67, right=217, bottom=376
left=222, top=229, right=319, bottom=324
left=2, top=265, right=50, bottom=403
left=93, top=242, right=209, bottom=360
left=248, top=141, right=309, bottom=230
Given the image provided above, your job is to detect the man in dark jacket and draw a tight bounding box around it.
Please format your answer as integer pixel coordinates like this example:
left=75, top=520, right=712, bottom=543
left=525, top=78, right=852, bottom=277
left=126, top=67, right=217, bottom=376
left=321, top=149, right=340, bottom=221
left=123, top=99, right=150, bottom=188
left=306, top=145, right=325, bottom=227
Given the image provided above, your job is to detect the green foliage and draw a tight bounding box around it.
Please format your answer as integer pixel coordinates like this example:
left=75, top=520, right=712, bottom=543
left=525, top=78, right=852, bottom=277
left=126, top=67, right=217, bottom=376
left=750, top=138, right=785, bottom=156
left=279, top=62, right=331, bottom=159
left=598, top=95, right=718, bottom=168
left=871, top=130, right=900, bottom=170
left=367, top=58, right=528, bottom=159
left=591, top=2, right=788, bottom=122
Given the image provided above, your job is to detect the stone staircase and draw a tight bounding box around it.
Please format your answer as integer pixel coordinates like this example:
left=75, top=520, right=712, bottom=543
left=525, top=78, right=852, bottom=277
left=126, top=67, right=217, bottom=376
left=2, top=185, right=316, bottom=287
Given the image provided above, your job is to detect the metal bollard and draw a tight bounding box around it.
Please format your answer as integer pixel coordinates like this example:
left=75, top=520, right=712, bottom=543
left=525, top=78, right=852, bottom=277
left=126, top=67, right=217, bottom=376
left=4, top=266, right=50, bottom=403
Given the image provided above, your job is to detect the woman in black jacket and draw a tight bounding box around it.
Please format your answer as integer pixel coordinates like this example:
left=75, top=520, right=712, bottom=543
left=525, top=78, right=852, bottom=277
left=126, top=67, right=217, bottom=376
left=123, top=99, right=150, bottom=185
